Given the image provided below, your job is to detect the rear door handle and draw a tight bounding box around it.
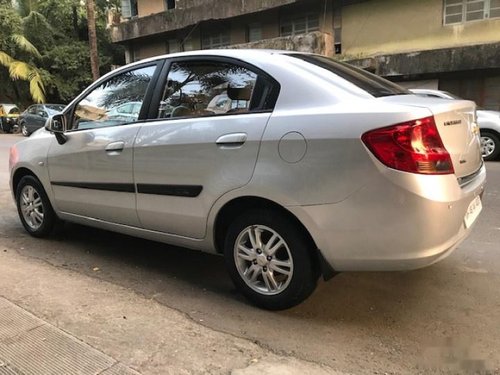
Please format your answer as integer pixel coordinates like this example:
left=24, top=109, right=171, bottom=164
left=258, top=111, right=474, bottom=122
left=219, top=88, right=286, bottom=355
left=216, top=133, right=247, bottom=148
left=105, top=141, right=125, bottom=154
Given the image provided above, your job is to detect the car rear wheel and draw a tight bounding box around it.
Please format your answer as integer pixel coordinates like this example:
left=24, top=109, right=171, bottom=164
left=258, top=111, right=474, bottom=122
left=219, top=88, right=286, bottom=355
left=21, top=123, right=30, bottom=137
left=481, top=131, right=500, bottom=161
left=16, top=176, right=56, bottom=237
left=224, top=209, right=319, bottom=310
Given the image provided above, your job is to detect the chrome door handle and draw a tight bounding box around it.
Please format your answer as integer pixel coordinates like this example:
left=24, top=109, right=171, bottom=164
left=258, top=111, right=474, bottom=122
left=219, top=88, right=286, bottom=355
left=105, top=141, right=125, bottom=154
left=215, top=133, right=247, bottom=147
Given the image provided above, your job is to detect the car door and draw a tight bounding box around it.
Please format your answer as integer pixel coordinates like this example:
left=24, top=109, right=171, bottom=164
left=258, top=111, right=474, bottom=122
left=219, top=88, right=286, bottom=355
left=25, top=105, right=39, bottom=132
left=134, top=57, right=279, bottom=239
left=35, top=106, right=49, bottom=129
left=47, top=63, right=160, bottom=226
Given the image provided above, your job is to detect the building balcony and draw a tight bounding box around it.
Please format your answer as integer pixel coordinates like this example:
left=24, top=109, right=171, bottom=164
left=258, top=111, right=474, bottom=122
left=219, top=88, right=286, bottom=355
left=227, top=31, right=334, bottom=56
left=111, top=0, right=302, bottom=43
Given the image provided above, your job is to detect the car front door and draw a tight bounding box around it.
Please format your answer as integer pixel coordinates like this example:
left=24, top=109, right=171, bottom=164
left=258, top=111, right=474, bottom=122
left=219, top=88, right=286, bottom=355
left=134, top=58, right=279, bottom=239
left=47, top=63, right=160, bottom=226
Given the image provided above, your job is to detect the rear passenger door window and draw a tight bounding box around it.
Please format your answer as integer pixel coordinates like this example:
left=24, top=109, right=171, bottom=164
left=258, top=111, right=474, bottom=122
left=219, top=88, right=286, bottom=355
left=157, top=61, right=273, bottom=119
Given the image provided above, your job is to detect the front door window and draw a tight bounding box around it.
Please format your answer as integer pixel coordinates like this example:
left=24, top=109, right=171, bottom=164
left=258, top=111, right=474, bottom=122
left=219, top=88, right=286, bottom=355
left=71, top=65, right=156, bottom=130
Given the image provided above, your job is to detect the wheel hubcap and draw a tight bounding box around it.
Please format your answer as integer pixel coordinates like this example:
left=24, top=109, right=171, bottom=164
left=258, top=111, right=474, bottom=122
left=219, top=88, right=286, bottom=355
left=20, top=185, right=44, bottom=230
left=481, top=136, right=495, bottom=158
left=22, top=125, right=28, bottom=136
left=234, top=225, right=293, bottom=296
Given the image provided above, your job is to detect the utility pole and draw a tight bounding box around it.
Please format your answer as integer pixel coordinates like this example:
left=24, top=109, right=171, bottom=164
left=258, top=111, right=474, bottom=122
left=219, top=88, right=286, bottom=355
left=86, top=0, right=100, bottom=81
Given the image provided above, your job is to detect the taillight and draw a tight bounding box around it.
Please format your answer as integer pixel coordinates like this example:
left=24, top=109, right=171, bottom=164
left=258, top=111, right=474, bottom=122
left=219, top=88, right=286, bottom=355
left=361, top=116, right=454, bottom=175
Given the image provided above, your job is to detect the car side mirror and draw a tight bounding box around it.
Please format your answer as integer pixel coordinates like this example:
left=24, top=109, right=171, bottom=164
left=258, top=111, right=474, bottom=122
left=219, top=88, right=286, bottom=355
left=45, top=114, right=68, bottom=145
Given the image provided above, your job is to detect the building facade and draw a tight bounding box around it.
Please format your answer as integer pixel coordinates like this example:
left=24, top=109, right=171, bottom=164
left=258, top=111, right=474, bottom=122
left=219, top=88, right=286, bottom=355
left=112, top=0, right=500, bottom=110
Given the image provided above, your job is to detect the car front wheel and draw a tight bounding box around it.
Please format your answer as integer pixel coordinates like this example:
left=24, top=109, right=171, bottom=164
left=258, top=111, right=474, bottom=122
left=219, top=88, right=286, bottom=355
left=224, top=209, right=319, bottom=310
left=16, top=175, right=56, bottom=237
left=481, top=131, right=500, bottom=161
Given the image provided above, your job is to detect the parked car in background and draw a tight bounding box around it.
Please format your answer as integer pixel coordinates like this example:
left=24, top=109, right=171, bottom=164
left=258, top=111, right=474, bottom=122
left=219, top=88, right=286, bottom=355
left=410, top=89, right=500, bottom=161
left=105, top=101, right=142, bottom=122
left=0, top=103, right=20, bottom=133
left=9, top=50, right=486, bottom=310
left=18, top=104, right=66, bottom=136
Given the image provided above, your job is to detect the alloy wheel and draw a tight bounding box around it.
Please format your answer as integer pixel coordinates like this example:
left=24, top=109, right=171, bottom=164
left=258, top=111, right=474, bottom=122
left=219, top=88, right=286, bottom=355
left=20, top=185, right=44, bottom=230
left=234, top=225, right=294, bottom=296
left=481, top=135, right=495, bottom=158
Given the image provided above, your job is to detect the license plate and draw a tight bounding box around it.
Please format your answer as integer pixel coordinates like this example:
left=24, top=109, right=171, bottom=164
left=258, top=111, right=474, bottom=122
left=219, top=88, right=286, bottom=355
left=464, top=196, right=482, bottom=228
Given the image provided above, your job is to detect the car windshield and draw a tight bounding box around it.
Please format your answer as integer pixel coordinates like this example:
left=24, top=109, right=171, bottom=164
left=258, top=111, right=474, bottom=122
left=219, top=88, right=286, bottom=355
left=288, top=54, right=409, bottom=98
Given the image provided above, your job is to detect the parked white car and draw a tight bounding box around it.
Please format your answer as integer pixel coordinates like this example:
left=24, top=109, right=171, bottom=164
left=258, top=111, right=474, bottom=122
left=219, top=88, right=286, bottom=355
left=9, top=50, right=486, bottom=309
left=410, top=89, right=500, bottom=161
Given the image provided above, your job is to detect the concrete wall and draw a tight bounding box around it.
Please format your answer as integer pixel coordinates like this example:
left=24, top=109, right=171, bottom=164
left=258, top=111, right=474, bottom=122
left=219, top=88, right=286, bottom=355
left=342, top=0, right=500, bottom=57
left=228, top=31, right=333, bottom=56
left=137, top=0, right=165, bottom=17
left=113, top=0, right=301, bottom=43
left=132, top=39, right=167, bottom=60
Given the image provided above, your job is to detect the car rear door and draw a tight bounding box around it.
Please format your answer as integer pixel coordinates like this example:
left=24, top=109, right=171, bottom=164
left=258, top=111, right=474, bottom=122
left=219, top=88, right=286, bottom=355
left=133, top=57, right=279, bottom=239
left=47, top=62, right=161, bottom=226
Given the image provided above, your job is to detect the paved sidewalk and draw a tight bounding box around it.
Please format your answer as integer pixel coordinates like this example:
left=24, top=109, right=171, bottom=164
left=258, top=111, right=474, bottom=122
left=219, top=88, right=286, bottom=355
left=0, top=245, right=342, bottom=375
left=0, top=297, right=139, bottom=375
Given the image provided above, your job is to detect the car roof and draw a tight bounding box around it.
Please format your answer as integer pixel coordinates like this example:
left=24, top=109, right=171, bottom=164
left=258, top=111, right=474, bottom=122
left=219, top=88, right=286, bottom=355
left=102, top=49, right=307, bottom=81
left=0, top=103, right=19, bottom=110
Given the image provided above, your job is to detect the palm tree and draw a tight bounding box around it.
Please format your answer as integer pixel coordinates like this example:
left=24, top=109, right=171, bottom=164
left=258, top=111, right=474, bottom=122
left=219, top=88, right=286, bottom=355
left=86, top=0, right=100, bottom=81
left=0, top=35, right=45, bottom=103
left=0, top=2, right=46, bottom=103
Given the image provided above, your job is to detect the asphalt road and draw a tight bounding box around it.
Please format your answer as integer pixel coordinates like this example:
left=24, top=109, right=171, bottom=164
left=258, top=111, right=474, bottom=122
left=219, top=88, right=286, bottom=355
left=1, top=133, right=499, bottom=374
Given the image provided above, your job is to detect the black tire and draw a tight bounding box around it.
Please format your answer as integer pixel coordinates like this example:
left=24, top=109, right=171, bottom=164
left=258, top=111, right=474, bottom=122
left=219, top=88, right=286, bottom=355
left=481, top=130, right=500, bottom=161
left=15, top=175, right=56, bottom=237
left=0, top=118, right=11, bottom=133
left=224, top=209, right=319, bottom=310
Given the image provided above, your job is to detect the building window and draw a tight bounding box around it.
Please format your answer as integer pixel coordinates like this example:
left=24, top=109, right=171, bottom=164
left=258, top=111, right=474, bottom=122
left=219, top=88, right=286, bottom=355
left=165, top=0, right=175, bottom=10
left=201, top=31, right=230, bottom=49
left=247, top=23, right=262, bottom=42
left=121, top=0, right=138, bottom=18
left=444, top=0, right=500, bottom=24
left=280, top=14, right=319, bottom=37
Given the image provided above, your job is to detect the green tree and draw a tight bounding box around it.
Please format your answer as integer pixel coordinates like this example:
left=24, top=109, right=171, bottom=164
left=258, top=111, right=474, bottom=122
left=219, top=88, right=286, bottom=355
left=1, top=0, right=124, bottom=106
left=0, top=5, right=46, bottom=103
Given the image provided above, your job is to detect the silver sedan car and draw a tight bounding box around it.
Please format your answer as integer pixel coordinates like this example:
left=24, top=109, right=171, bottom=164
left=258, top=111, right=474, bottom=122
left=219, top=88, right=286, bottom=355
left=9, top=50, right=486, bottom=310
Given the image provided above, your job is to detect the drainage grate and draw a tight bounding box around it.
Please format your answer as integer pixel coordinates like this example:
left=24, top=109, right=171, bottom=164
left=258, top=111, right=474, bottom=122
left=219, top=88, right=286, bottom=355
left=0, top=297, right=140, bottom=375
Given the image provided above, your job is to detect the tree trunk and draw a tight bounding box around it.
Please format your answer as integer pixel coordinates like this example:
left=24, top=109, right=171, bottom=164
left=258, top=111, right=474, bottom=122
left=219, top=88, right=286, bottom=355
left=86, top=0, right=100, bottom=81
left=72, top=2, right=79, bottom=38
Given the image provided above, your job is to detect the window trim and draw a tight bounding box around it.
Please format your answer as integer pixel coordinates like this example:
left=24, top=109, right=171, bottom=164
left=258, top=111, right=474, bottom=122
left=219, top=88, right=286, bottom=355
left=146, top=55, right=281, bottom=122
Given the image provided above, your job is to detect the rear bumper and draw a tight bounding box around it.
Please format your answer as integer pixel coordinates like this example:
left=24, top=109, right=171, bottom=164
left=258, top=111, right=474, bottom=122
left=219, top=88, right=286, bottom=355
left=288, top=164, right=486, bottom=272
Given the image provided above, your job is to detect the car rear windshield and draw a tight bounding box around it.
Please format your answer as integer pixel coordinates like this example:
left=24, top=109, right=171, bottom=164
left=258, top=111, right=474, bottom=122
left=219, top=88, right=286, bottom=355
left=288, top=54, right=409, bottom=98
left=46, top=105, right=65, bottom=112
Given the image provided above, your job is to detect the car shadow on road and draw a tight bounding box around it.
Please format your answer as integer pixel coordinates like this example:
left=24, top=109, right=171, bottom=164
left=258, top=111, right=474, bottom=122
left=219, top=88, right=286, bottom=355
left=10, top=218, right=494, bottom=373
left=15, top=220, right=448, bottom=324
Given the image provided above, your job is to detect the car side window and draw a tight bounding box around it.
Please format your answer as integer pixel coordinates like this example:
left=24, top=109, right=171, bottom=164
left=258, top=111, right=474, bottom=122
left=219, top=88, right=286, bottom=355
left=28, top=105, right=37, bottom=115
left=70, top=65, right=155, bottom=130
left=157, top=61, right=260, bottom=119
